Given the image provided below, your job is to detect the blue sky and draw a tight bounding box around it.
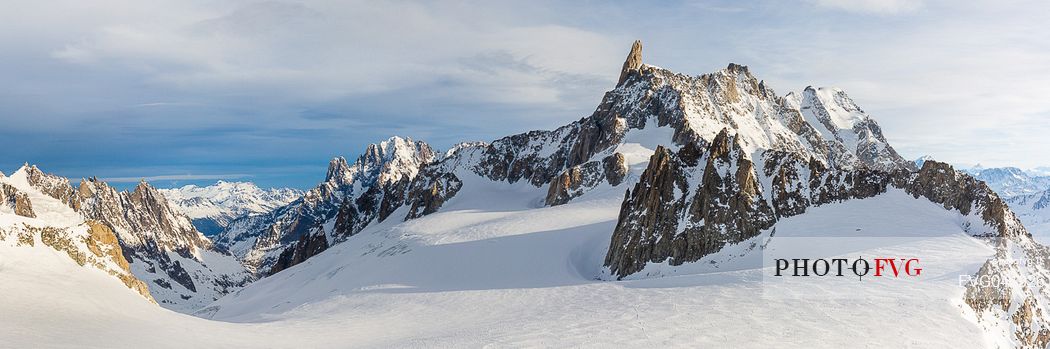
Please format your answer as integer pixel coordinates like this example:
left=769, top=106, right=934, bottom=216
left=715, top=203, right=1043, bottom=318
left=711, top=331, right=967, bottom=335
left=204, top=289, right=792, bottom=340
left=3, top=0, right=1049, bottom=189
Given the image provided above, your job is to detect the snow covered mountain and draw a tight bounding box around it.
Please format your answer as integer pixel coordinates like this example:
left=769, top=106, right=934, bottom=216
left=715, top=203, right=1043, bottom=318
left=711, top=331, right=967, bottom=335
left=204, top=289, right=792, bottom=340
left=6, top=40, right=1050, bottom=348
left=215, top=42, right=921, bottom=279
left=205, top=41, right=1048, bottom=347
left=9, top=165, right=251, bottom=312
left=1028, top=167, right=1050, bottom=177
left=215, top=136, right=437, bottom=274
left=966, top=166, right=1050, bottom=196
left=0, top=171, right=154, bottom=303
left=1005, top=189, right=1050, bottom=241
left=160, top=181, right=301, bottom=237
left=914, top=155, right=934, bottom=168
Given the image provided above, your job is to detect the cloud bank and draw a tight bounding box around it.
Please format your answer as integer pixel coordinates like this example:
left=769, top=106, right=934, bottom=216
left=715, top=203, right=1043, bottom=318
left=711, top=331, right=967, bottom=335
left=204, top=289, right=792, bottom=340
left=2, top=0, right=1048, bottom=188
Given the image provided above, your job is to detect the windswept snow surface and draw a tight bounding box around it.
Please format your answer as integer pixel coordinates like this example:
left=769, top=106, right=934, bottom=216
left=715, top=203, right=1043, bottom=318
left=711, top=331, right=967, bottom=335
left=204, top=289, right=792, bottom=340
left=4, top=183, right=1000, bottom=347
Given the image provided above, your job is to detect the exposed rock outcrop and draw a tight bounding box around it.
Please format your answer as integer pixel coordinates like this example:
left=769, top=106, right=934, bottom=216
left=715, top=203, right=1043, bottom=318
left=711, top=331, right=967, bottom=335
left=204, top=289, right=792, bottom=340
left=895, top=161, right=1025, bottom=237
left=617, top=40, right=643, bottom=86
left=604, top=138, right=1015, bottom=279
left=545, top=153, right=628, bottom=206
left=269, top=229, right=328, bottom=275
left=604, top=146, right=690, bottom=276
left=605, top=131, right=782, bottom=278
left=1, top=183, right=35, bottom=218
left=405, top=172, right=462, bottom=220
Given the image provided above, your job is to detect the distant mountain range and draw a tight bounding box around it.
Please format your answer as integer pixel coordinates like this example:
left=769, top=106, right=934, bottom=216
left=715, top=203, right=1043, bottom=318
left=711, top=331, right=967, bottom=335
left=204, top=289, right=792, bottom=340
left=160, top=181, right=301, bottom=237
left=964, top=166, right=1050, bottom=197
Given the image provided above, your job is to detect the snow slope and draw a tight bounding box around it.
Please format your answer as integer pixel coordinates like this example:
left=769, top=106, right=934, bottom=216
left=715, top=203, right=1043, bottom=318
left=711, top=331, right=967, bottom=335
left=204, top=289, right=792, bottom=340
left=4, top=165, right=252, bottom=312
left=182, top=183, right=998, bottom=347
left=0, top=169, right=1006, bottom=347
left=0, top=41, right=1022, bottom=347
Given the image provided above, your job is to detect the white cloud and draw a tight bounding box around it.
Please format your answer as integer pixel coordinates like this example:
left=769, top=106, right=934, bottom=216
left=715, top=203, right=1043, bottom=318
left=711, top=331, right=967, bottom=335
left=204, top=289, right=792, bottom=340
left=44, top=1, right=622, bottom=106
left=811, top=0, right=922, bottom=14
left=100, top=174, right=251, bottom=183
left=4, top=0, right=1050, bottom=184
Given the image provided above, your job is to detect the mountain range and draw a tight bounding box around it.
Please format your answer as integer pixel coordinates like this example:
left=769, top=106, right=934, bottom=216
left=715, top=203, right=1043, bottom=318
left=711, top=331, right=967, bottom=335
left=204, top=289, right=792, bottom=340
left=3, top=41, right=1049, bottom=348
left=159, top=182, right=301, bottom=237
left=1, top=165, right=252, bottom=312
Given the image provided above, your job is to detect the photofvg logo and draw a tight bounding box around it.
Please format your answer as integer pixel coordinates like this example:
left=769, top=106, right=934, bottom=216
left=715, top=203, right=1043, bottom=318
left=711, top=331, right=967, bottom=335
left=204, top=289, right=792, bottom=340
left=759, top=236, right=966, bottom=300
left=774, top=257, right=922, bottom=280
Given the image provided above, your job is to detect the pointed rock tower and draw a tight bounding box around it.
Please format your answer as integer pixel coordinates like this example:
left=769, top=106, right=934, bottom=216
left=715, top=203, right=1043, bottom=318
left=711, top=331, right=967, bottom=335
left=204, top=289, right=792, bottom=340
left=617, top=40, right=643, bottom=86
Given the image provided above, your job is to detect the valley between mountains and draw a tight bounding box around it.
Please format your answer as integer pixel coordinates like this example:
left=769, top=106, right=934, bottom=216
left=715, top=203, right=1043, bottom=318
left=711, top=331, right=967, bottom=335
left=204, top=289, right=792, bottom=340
left=3, top=41, right=1049, bottom=348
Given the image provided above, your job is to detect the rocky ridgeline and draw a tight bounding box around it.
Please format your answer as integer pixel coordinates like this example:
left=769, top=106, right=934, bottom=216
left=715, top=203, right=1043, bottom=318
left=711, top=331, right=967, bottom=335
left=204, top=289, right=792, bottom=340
left=218, top=137, right=439, bottom=274
left=218, top=40, right=924, bottom=277
left=16, top=165, right=251, bottom=311
left=604, top=135, right=1027, bottom=278
left=173, top=41, right=1050, bottom=344
left=577, top=42, right=1044, bottom=347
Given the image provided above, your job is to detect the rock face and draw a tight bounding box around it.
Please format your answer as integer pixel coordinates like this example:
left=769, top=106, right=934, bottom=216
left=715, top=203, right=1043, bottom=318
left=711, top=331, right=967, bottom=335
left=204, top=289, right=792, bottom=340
left=606, top=144, right=1022, bottom=279
left=618, top=40, right=643, bottom=86
left=592, top=41, right=1036, bottom=280
left=595, top=41, right=931, bottom=279
left=1, top=183, right=36, bottom=218
left=545, top=153, right=627, bottom=206
left=1, top=222, right=154, bottom=301
left=269, top=229, right=328, bottom=274
left=896, top=161, right=1026, bottom=237
left=14, top=165, right=250, bottom=312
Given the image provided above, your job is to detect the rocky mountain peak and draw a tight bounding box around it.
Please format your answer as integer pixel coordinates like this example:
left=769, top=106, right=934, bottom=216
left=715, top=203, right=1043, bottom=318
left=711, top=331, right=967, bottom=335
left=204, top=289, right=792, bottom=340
left=804, top=86, right=865, bottom=117
left=322, top=137, right=436, bottom=190
left=914, top=155, right=935, bottom=168
left=217, top=136, right=438, bottom=275
left=720, top=63, right=758, bottom=84
left=349, top=136, right=436, bottom=187
left=324, top=156, right=352, bottom=186
left=617, top=39, right=643, bottom=86
left=132, top=179, right=156, bottom=196
left=14, top=163, right=79, bottom=208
